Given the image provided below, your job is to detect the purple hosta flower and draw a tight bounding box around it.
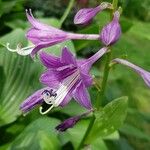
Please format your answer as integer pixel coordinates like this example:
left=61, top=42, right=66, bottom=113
left=113, top=58, right=150, bottom=87
left=20, top=46, right=108, bottom=115
left=6, top=9, right=99, bottom=57
left=74, top=2, right=112, bottom=25
left=100, top=11, right=121, bottom=46
left=56, top=110, right=92, bottom=132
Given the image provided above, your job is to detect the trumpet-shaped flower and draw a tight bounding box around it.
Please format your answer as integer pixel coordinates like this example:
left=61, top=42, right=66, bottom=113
left=100, top=11, right=121, bottom=46
left=74, top=2, right=112, bottom=25
left=113, top=58, right=150, bottom=87
left=20, top=46, right=108, bottom=115
left=6, top=9, right=99, bottom=57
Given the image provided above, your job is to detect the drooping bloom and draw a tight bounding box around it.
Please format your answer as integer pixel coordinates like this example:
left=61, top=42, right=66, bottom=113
left=100, top=11, right=121, bottom=46
left=56, top=110, right=92, bottom=132
left=113, top=58, right=150, bottom=87
left=74, top=2, right=112, bottom=25
left=20, top=46, right=108, bottom=115
left=6, top=9, right=99, bottom=57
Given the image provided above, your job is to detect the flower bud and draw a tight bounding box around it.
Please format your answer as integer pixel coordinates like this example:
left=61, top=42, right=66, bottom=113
left=74, top=2, right=112, bottom=25
left=100, top=11, right=121, bottom=46
left=113, top=58, right=150, bottom=88
left=55, top=116, right=80, bottom=132
left=55, top=110, right=93, bottom=131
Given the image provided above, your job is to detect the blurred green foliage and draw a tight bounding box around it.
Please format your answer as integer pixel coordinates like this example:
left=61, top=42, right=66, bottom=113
left=0, top=0, right=150, bottom=150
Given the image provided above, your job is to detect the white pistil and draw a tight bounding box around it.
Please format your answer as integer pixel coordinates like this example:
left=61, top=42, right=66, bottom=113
left=39, top=105, right=54, bottom=115
left=39, top=70, right=80, bottom=115
left=6, top=43, right=34, bottom=56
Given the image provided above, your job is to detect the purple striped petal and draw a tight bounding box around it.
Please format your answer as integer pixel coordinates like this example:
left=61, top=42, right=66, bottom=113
left=80, top=72, right=93, bottom=87
left=59, top=91, right=72, bottom=107
left=30, top=38, right=66, bottom=57
left=26, top=9, right=64, bottom=33
left=40, top=68, right=76, bottom=87
left=40, top=70, right=60, bottom=88
left=26, top=28, right=67, bottom=43
left=113, top=58, right=150, bottom=87
left=39, top=51, right=62, bottom=68
left=20, top=87, right=51, bottom=114
left=73, top=81, right=92, bottom=109
left=61, top=47, right=77, bottom=65
left=80, top=47, right=108, bottom=73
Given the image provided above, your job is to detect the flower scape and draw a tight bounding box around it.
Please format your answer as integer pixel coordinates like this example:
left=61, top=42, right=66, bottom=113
left=6, top=0, right=150, bottom=145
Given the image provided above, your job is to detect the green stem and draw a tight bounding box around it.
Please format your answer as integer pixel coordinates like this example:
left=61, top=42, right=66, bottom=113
left=77, top=0, right=118, bottom=149
left=112, top=0, right=118, bottom=12
left=98, top=50, right=111, bottom=107
left=59, top=0, right=75, bottom=27
left=77, top=114, right=95, bottom=150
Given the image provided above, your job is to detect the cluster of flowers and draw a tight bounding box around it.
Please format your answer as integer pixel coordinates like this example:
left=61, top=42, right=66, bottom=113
left=7, top=2, right=150, bottom=131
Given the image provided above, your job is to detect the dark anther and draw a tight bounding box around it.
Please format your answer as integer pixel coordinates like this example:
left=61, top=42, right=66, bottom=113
left=42, top=89, right=57, bottom=97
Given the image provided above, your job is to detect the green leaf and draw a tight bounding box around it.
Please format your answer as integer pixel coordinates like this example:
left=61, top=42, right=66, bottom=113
left=102, top=131, right=120, bottom=140
left=59, top=101, right=87, bottom=116
left=68, top=120, right=89, bottom=149
left=91, top=138, right=108, bottom=150
left=0, top=1, right=17, bottom=17
left=68, top=120, right=109, bottom=149
left=44, top=40, right=76, bottom=56
left=8, top=117, right=61, bottom=150
left=5, top=16, right=60, bottom=30
left=0, top=66, right=5, bottom=98
left=0, top=29, right=43, bottom=126
left=120, top=124, right=150, bottom=141
left=38, top=18, right=60, bottom=28
left=129, top=21, right=150, bottom=40
left=86, top=97, right=128, bottom=143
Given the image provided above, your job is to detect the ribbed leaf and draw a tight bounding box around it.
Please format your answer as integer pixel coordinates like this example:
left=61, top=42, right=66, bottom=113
left=0, top=29, right=43, bottom=126
left=8, top=117, right=61, bottom=150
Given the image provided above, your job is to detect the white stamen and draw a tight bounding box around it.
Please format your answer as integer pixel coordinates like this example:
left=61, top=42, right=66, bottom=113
left=54, top=70, right=80, bottom=106
left=57, top=64, right=74, bottom=71
left=43, top=95, right=55, bottom=105
left=6, top=43, right=34, bottom=56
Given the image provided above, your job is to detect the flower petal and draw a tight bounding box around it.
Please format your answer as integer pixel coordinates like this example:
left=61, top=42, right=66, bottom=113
left=73, top=82, right=92, bottom=109
left=26, top=28, right=67, bottom=42
left=39, top=51, right=62, bottom=68
left=79, top=47, right=108, bottom=73
left=40, top=70, right=60, bottom=88
left=30, top=38, right=66, bottom=57
left=20, top=87, right=51, bottom=114
left=26, top=9, right=63, bottom=32
left=61, top=47, right=77, bottom=65
left=80, top=72, right=93, bottom=87
left=140, top=72, right=150, bottom=87
left=40, top=68, right=76, bottom=87
left=113, top=58, right=150, bottom=88
left=59, top=91, right=72, bottom=107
